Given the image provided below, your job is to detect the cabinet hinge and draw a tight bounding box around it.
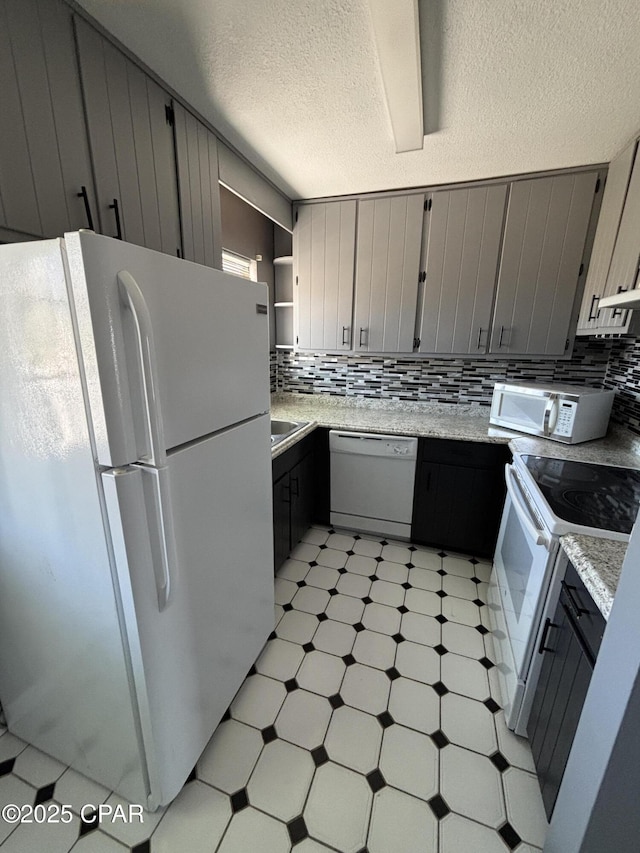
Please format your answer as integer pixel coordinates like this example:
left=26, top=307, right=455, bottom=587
left=595, top=178, right=601, bottom=193
left=565, top=338, right=570, bottom=351
left=413, top=337, right=421, bottom=349
left=579, top=263, right=584, bottom=276
left=165, top=103, right=175, bottom=127
left=424, top=198, right=432, bottom=211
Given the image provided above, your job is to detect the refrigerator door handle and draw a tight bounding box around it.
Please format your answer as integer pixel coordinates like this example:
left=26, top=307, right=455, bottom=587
left=117, top=270, right=166, bottom=466
left=134, top=464, right=177, bottom=611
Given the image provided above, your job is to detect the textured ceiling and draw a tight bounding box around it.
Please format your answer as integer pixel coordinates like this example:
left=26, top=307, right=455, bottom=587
left=75, top=0, right=640, bottom=201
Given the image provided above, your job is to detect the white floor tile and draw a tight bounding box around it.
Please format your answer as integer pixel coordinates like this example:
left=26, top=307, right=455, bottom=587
left=292, top=585, right=331, bottom=615
left=388, top=677, right=440, bottom=735
left=369, top=579, right=405, bottom=607
left=361, top=602, right=401, bottom=635
left=353, top=538, right=383, bottom=558
left=441, top=621, right=486, bottom=660
left=440, top=745, right=506, bottom=829
left=277, top=558, right=310, bottom=582
left=475, top=562, right=493, bottom=583
left=303, top=527, right=330, bottom=546
left=0, top=776, right=36, bottom=845
left=442, top=596, right=482, bottom=627
left=337, top=572, right=371, bottom=599
left=305, top=762, right=372, bottom=853
left=440, top=812, right=509, bottom=853
left=375, top=561, right=409, bottom=584
left=73, top=831, right=129, bottom=852
left=312, top=618, right=356, bottom=656
left=443, top=556, right=476, bottom=578
left=325, top=594, right=365, bottom=625
left=255, top=638, right=305, bottom=682
left=341, top=664, right=391, bottom=715
left=296, top=651, right=346, bottom=696
left=345, top=554, right=378, bottom=576
left=352, top=630, right=397, bottom=670
left=441, top=653, right=491, bottom=701
left=381, top=544, right=412, bottom=565
left=230, top=674, right=287, bottom=729
left=0, top=733, right=28, bottom=763
left=276, top=689, right=332, bottom=749
left=441, top=693, right=498, bottom=755
left=290, top=542, right=321, bottom=562
left=443, top=574, right=479, bottom=600
left=52, top=767, right=111, bottom=817
left=274, top=577, right=297, bottom=605
left=326, top=533, right=356, bottom=552
left=152, top=782, right=230, bottom=853
left=495, top=711, right=536, bottom=773
left=247, top=739, right=314, bottom=821
left=395, top=641, right=440, bottom=684
left=305, top=565, right=340, bottom=590
left=0, top=804, right=79, bottom=853
left=197, top=719, right=263, bottom=794
left=274, top=604, right=284, bottom=625
left=99, top=792, right=164, bottom=847
left=379, top=725, right=439, bottom=800
left=407, top=566, right=442, bottom=592
left=294, top=838, right=336, bottom=852
left=12, top=745, right=66, bottom=789
left=275, top=610, right=318, bottom=644
left=400, top=611, right=440, bottom=647
left=404, top=588, right=441, bottom=617
left=324, top=706, right=383, bottom=774
left=410, top=548, right=442, bottom=570
left=368, top=787, right=438, bottom=853
left=216, top=806, right=290, bottom=853
left=503, top=766, right=548, bottom=848
left=316, top=547, right=348, bottom=569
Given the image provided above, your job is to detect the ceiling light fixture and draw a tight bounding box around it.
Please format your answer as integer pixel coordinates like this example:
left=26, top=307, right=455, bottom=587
left=367, top=0, right=424, bottom=153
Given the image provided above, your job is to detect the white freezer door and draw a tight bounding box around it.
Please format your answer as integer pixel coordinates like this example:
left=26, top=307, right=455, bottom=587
left=64, top=231, right=270, bottom=467
left=103, top=414, right=274, bottom=807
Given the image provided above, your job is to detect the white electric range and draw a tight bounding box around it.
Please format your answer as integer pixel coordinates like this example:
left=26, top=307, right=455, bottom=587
left=488, top=452, right=640, bottom=735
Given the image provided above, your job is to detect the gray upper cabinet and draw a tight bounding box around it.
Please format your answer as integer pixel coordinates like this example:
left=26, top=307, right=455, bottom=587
left=490, top=171, right=599, bottom=355
left=173, top=104, right=223, bottom=269
left=353, top=195, right=423, bottom=352
left=417, top=184, right=507, bottom=354
left=75, top=17, right=181, bottom=256
left=0, top=0, right=97, bottom=240
left=294, top=200, right=356, bottom=350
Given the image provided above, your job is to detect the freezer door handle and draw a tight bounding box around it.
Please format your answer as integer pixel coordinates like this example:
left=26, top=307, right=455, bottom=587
left=135, top=464, right=177, bottom=611
left=117, top=270, right=166, bottom=466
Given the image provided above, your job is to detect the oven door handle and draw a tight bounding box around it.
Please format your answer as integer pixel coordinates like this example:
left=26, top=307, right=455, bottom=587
left=505, top=464, right=549, bottom=548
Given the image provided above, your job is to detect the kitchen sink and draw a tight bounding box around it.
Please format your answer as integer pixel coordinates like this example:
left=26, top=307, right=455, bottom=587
left=270, top=419, right=308, bottom=445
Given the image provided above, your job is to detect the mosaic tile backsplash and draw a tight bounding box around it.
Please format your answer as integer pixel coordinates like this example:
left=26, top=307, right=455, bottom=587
left=272, top=338, right=640, bottom=436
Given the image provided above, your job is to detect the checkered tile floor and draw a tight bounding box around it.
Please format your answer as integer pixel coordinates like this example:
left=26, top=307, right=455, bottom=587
left=0, top=526, right=548, bottom=852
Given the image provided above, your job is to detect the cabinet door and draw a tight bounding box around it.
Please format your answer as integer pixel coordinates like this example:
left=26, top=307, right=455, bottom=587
left=417, top=185, right=506, bottom=354
left=491, top=172, right=598, bottom=355
left=289, top=452, right=314, bottom=550
left=353, top=195, right=423, bottom=352
left=75, top=18, right=181, bottom=255
left=603, top=144, right=640, bottom=320
left=578, top=141, right=636, bottom=332
left=174, top=104, right=223, bottom=268
left=294, top=201, right=356, bottom=350
left=273, top=472, right=291, bottom=573
left=0, top=0, right=96, bottom=238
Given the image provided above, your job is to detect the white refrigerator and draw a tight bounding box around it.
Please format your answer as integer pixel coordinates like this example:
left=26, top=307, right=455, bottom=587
left=0, top=232, right=275, bottom=809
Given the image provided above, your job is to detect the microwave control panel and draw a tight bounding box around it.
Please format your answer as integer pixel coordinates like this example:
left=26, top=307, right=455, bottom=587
left=553, top=400, right=577, bottom=436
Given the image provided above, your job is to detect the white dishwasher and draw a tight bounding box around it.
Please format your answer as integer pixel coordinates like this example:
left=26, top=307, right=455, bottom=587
left=329, top=431, right=418, bottom=539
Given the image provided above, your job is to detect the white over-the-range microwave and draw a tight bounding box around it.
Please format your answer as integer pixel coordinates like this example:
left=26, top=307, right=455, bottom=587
left=489, top=382, right=615, bottom=443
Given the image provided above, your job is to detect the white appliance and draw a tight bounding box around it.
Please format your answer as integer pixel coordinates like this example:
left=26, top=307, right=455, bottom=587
left=489, top=453, right=640, bottom=736
left=0, top=233, right=274, bottom=809
left=489, top=382, right=614, bottom=443
left=329, top=431, right=418, bottom=539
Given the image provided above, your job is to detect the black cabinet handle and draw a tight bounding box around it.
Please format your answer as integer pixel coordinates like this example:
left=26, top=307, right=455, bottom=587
left=498, top=325, right=508, bottom=348
left=290, top=477, right=299, bottom=497
left=561, top=602, right=596, bottom=668
left=76, top=186, right=95, bottom=230
left=561, top=580, right=589, bottom=619
left=476, top=327, right=485, bottom=350
left=612, top=286, right=628, bottom=319
left=109, top=198, right=123, bottom=240
left=537, top=617, right=557, bottom=654
left=588, top=294, right=600, bottom=321
left=359, top=327, right=367, bottom=347
left=342, top=326, right=350, bottom=346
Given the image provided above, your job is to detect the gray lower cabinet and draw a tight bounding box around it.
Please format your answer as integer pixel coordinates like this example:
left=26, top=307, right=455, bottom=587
left=75, top=17, right=181, bottom=256
left=0, top=0, right=97, bottom=240
left=173, top=104, right=223, bottom=268
left=490, top=171, right=600, bottom=355
left=417, top=184, right=507, bottom=354
left=294, top=200, right=356, bottom=350
left=353, top=194, right=424, bottom=352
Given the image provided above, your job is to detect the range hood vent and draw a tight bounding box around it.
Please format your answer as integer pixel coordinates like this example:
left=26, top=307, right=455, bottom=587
left=598, top=288, right=640, bottom=310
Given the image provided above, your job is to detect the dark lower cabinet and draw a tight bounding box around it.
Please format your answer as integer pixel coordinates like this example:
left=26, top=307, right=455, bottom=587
left=411, top=438, right=510, bottom=557
left=527, top=561, right=606, bottom=820
left=272, top=429, right=329, bottom=572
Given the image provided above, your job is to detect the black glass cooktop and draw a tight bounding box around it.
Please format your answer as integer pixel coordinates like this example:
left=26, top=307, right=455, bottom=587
left=521, top=455, right=640, bottom=534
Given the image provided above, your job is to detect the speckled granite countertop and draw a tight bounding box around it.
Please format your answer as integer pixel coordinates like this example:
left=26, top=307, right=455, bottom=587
left=560, top=534, right=629, bottom=620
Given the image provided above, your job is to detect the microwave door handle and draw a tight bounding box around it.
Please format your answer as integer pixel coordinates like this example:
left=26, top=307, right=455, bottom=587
left=542, top=395, right=558, bottom=436
left=505, top=465, right=549, bottom=548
